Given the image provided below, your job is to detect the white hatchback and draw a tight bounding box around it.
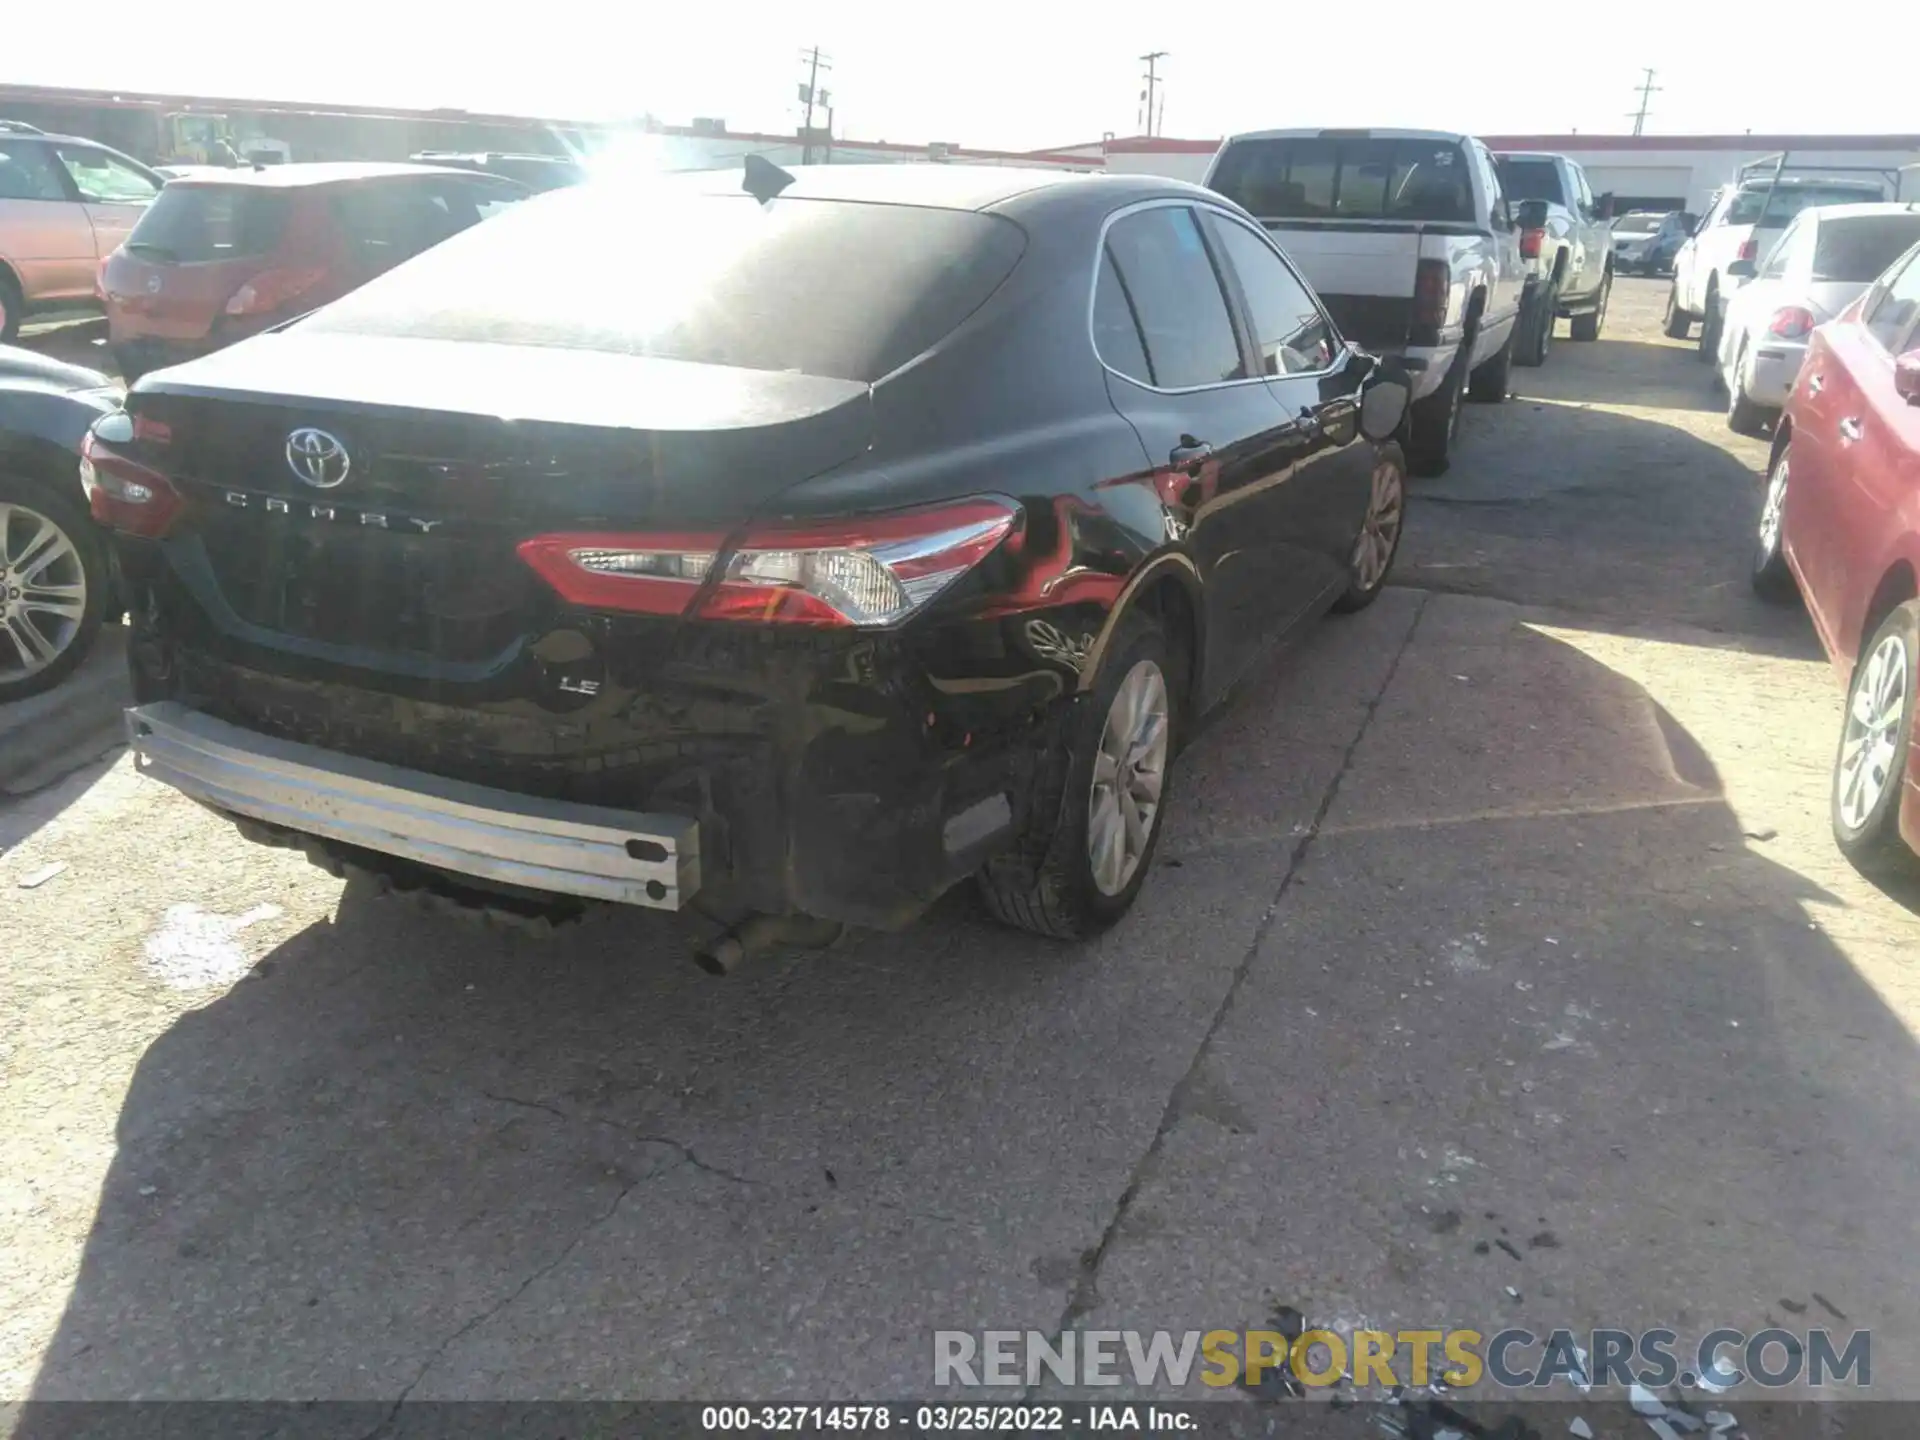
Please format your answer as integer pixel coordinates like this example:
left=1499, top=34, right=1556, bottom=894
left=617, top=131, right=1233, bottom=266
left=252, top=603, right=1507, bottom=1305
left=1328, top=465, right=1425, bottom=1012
left=1716, top=202, right=1920, bottom=434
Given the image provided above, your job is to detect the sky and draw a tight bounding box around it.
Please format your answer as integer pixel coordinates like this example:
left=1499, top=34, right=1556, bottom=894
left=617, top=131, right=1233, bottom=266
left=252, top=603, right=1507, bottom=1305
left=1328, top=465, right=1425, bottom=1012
left=12, top=0, right=1914, bottom=153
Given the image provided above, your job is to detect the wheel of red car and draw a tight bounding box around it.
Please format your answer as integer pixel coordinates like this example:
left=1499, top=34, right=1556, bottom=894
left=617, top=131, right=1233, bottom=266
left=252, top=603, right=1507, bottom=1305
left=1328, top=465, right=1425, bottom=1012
left=977, top=613, right=1177, bottom=939
left=1750, top=447, right=1796, bottom=602
left=1831, top=599, right=1920, bottom=879
left=0, top=472, right=108, bottom=702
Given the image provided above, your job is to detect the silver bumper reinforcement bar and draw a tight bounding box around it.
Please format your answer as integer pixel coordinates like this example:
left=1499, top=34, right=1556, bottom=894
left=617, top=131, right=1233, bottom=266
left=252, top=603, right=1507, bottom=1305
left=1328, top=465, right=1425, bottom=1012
left=126, top=702, right=700, bottom=910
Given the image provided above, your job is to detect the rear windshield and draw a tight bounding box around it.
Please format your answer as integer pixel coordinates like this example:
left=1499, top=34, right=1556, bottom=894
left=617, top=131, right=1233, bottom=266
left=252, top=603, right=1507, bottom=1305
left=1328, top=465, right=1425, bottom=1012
left=1613, top=214, right=1663, bottom=234
left=304, top=185, right=1028, bottom=384
left=1813, top=214, right=1920, bottom=283
left=1494, top=158, right=1566, bottom=206
left=1210, top=136, right=1475, bottom=223
left=125, top=184, right=291, bottom=262
left=1726, top=184, right=1885, bottom=226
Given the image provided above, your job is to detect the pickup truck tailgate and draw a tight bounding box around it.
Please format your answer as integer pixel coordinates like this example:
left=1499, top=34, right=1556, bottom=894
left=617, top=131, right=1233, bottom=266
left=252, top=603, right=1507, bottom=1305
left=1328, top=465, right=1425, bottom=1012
left=1260, top=223, right=1421, bottom=351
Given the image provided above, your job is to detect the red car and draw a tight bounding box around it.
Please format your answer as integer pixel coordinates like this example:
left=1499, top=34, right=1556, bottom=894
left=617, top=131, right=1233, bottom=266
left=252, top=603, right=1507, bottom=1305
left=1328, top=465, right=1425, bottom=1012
left=1754, top=238, right=1920, bottom=874
left=100, top=163, right=525, bottom=378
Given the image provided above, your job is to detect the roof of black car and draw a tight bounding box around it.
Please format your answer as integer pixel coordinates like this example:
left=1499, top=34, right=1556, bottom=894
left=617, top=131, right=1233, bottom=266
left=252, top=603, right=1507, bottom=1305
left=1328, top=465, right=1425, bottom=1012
left=660, top=163, right=1204, bottom=217
left=166, top=161, right=504, bottom=188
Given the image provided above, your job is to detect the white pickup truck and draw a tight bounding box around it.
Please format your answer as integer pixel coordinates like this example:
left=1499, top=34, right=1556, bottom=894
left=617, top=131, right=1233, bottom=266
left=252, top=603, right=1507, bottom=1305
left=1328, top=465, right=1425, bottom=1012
left=1492, top=150, right=1616, bottom=364
left=1204, top=127, right=1528, bottom=475
left=1665, top=158, right=1890, bottom=361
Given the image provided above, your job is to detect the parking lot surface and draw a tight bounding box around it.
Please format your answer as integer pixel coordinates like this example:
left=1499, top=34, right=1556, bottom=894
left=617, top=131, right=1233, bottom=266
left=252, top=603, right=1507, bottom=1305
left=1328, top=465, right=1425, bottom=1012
left=3, top=280, right=1918, bottom=1406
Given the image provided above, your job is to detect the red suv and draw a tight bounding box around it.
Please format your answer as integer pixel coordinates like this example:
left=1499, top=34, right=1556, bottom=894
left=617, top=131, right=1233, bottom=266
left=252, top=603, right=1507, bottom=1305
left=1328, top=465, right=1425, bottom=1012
left=100, top=163, right=525, bottom=377
left=1753, top=239, right=1920, bottom=875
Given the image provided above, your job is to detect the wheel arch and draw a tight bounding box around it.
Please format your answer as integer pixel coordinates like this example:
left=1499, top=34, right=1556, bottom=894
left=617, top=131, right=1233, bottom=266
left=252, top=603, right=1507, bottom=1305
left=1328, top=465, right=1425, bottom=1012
left=1858, top=564, right=1920, bottom=671
left=1075, top=552, right=1203, bottom=714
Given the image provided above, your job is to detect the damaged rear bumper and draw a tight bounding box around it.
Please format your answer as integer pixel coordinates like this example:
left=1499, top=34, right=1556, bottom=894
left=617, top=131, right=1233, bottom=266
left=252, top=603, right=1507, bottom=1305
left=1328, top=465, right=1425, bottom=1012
left=126, top=701, right=700, bottom=909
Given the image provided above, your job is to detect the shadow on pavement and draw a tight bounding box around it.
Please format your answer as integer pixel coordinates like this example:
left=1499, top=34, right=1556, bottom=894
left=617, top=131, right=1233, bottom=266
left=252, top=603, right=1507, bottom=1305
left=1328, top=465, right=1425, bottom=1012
left=15, top=591, right=1920, bottom=1411
left=1405, top=388, right=1817, bottom=653
left=1519, top=335, right=1723, bottom=414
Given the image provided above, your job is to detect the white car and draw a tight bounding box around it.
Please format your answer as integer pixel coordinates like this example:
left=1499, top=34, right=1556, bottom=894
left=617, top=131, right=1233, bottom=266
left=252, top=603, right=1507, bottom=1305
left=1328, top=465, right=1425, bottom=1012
left=1665, top=174, right=1887, bottom=362
left=1715, top=202, right=1920, bottom=434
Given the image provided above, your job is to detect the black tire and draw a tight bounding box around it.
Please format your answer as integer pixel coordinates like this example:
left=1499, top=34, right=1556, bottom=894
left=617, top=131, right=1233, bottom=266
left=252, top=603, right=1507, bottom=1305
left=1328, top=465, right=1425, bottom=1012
left=1750, top=447, right=1796, bottom=602
left=1515, top=282, right=1556, bottom=367
left=1830, top=600, right=1920, bottom=880
left=1696, top=280, right=1722, bottom=363
left=1726, top=345, right=1771, bottom=436
left=0, top=270, right=22, bottom=345
left=1333, top=442, right=1407, bottom=613
left=0, top=470, right=109, bottom=702
left=1570, top=270, right=1611, bottom=341
left=1407, top=336, right=1470, bottom=477
left=1662, top=283, right=1691, bottom=339
left=977, top=614, right=1177, bottom=939
left=1467, top=323, right=1514, bottom=402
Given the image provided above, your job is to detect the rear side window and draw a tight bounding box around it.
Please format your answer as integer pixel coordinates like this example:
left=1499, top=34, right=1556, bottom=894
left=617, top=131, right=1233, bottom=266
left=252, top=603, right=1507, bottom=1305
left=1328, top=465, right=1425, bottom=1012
left=1104, top=207, right=1245, bottom=389
left=306, top=187, right=1028, bottom=385
left=54, top=145, right=159, bottom=204
left=1093, top=250, right=1153, bottom=385
left=0, top=143, right=67, bottom=202
left=1211, top=136, right=1474, bottom=224
left=1495, top=158, right=1564, bottom=206
left=1204, top=215, right=1335, bottom=375
left=125, top=185, right=292, bottom=261
left=330, top=179, right=495, bottom=266
left=1864, top=247, right=1920, bottom=352
left=1813, top=215, right=1920, bottom=284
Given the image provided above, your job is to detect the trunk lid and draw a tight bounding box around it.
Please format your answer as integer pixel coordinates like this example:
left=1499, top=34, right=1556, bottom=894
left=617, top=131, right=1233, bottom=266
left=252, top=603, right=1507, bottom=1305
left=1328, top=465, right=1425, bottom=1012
left=130, top=331, right=874, bottom=669
left=1258, top=223, right=1422, bottom=349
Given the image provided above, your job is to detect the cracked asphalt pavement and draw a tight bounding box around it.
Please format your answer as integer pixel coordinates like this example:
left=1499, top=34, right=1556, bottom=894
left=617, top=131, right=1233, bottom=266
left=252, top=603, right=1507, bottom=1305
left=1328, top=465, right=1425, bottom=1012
left=3, top=280, right=1919, bottom=1409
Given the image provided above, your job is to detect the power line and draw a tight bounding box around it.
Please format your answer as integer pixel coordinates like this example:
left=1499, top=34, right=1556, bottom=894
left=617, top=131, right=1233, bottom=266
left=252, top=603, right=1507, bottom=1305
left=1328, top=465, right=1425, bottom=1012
left=1138, top=52, right=1168, bottom=138
left=1627, top=67, right=1662, bottom=137
left=798, top=46, right=832, bottom=163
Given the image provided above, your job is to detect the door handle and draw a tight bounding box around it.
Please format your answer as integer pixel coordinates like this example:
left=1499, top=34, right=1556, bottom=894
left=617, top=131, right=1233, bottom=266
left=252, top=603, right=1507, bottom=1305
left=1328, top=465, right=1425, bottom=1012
left=1806, top=373, right=1824, bottom=395
left=1169, top=438, right=1213, bottom=469
left=1839, top=416, right=1863, bottom=443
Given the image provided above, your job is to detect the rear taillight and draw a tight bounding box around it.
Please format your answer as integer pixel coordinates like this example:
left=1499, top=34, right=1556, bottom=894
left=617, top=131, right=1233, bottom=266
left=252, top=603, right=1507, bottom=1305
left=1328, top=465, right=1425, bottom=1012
left=518, top=497, right=1021, bottom=628
left=1769, top=306, right=1816, bottom=340
left=1737, top=238, right=1758, bottom=263
left=1518, top=227, right=1546, bottom=260
left=79, top=429, right=185, bottom=538
left=1413, top=259, right=1451, bottom=329
left=225, top=266, right=327, bottom=317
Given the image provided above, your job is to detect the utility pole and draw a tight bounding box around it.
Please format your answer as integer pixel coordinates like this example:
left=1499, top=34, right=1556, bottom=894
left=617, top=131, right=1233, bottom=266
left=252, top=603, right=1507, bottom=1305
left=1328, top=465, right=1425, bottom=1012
left=1627, top=67, right=1661, bottom=137
left=1138, top=51, right=1168, bottom=137
left=798, top=46, right=832, bottom=163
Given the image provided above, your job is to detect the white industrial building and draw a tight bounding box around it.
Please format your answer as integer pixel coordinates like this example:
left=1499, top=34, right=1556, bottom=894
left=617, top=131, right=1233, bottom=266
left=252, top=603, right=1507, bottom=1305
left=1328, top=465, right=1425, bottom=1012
left=1078, top=133, right=1920, bottom=213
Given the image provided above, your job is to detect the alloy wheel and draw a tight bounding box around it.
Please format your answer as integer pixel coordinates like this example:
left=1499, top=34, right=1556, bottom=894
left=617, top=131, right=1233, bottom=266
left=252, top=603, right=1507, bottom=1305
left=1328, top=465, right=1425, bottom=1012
left=1087, top=659, right=1170, bottom=897
left=1837, top=633, right=1910, bottom=832
left=0, top=502, right=90, bottom=682
left=1759, top=457, right=1788, bottom=557
left=1353, top=459, right=1405, bottom=590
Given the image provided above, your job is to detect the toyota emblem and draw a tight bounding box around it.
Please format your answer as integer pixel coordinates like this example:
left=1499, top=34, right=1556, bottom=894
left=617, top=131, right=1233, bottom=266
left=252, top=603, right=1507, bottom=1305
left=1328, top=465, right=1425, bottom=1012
left=145, top=273, right=162, bottom=295
left=285, top=428, right=351, bottom=489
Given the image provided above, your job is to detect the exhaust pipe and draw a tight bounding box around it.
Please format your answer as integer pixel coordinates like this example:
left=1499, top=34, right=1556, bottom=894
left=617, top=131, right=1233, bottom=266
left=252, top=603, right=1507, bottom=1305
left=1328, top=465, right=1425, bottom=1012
left=693, top=913, right=843, bottom=977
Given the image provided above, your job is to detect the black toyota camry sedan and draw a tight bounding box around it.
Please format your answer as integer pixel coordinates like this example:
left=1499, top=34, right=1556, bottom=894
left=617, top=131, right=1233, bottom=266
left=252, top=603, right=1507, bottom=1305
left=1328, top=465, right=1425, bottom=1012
left=81, top=162, right=1410, bottom=945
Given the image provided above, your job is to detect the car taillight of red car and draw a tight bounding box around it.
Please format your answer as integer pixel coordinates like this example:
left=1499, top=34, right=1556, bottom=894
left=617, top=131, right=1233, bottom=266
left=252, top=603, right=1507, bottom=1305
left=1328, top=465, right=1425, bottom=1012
left=518, top=497, right=1022, bottom=627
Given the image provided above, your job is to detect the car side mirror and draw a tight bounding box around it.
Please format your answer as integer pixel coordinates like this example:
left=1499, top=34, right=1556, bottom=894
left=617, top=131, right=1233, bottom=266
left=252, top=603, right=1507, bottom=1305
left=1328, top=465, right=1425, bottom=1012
left=1596, top=192, right=1615, bottom=220
left=1359, top=355, right=1412, bottom=442
left=1515, top=199, right=1549, bottom=230
left=1727, top=258, right=1757, bottom=280
left=1896, top=349, right=1920, bottom=407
